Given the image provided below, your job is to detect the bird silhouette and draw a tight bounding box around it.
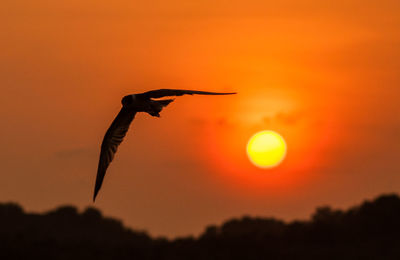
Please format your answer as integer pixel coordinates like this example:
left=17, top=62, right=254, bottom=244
left=93, top=89, right=236, bottom=201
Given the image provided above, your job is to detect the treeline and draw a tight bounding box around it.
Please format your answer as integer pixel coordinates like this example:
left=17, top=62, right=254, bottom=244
left=1, top=194, right=400, bottom=259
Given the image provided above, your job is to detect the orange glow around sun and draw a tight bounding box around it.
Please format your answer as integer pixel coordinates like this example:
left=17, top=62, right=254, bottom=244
left=196, top=94, right=340, bottom=196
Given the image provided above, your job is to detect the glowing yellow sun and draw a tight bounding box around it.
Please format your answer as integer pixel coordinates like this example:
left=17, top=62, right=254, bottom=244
left=246, top=130, right=287, bottom=168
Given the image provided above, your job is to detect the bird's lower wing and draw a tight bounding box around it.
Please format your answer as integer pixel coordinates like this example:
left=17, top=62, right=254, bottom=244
left=93, top=107, right=136, bottom=201
left=137, top=89, right=236, bottom=99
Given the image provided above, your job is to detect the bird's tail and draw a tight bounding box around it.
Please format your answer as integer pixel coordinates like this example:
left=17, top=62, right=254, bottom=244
left=148, top=99, right=174, bottom=117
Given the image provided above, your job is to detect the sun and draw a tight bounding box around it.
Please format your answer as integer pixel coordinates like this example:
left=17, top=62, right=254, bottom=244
left=246, top=130, right=287, bottom=169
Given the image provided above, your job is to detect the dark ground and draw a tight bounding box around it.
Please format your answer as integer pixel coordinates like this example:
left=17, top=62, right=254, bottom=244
left=1, top=193, right=400, bottom=259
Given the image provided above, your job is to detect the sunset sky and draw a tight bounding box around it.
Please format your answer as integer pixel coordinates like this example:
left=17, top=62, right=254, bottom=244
left=1, top=0, right=400, bottom=237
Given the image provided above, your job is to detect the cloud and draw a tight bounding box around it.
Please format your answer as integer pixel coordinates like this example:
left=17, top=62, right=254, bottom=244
left=54, top=148, right=91, bottom=159
left=262, top=111, right=303, bottom=126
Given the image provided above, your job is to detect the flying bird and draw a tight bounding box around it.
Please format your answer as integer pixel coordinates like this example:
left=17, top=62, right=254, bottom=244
left=93, top=89, right=236, bottom=201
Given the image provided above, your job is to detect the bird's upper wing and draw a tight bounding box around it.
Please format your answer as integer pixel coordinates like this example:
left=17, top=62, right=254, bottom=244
left=93, top=107, right=136, bottom=201
left=136, top=89, right=236, bottom=99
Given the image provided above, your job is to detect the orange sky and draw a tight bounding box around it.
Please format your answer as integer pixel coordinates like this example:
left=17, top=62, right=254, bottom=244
left=1, top=0, right=400, bottom=237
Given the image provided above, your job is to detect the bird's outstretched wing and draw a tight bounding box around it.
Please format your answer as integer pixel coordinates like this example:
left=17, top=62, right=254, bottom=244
left=93, top=107, right=136, bottom=201
left=137, top=89, right=236, bottom=99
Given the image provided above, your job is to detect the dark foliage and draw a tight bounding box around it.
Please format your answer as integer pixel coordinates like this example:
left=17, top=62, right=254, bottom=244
left=1, top=194, right=400, bottom=259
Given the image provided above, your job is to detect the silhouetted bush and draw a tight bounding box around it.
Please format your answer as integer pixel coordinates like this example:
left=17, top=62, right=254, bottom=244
left=1, top=194, right=400, bottom=259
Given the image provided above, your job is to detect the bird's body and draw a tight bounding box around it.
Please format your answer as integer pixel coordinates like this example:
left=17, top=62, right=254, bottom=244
left=93, top=89, right=235, bottom=201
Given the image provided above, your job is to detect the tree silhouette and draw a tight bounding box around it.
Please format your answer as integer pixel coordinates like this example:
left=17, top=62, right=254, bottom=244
left=1, top=194, right=400, bottom=259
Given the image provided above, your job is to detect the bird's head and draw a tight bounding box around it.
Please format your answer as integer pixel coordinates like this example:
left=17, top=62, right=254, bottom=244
left=121, top=95, right=136, bottom=107
left=121, top=94, right=151, bottom=112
